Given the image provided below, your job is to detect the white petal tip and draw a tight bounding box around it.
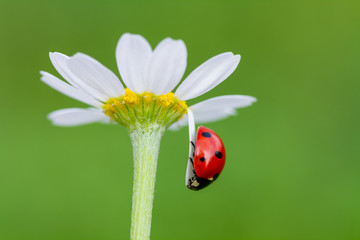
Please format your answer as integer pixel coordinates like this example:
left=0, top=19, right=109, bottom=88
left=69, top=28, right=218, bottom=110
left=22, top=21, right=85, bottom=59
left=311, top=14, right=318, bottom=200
left=50, top=51, right=67, bottom=58
left=118, top=33, right=147, bottom=42
left=39, top=71, right=52, bottom=82
left=47, top=108, right=110, bottom=127
left=49, top=52, right=57, bottom=57
left=73, top=52, right=86, bottom=57
left=244, top=96, right=257, bottom=103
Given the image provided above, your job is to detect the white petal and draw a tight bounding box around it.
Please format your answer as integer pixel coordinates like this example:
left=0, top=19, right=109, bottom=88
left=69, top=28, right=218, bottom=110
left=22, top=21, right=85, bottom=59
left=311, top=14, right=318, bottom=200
left=48, top=108, right=111, bottom=127
left=67, top=53, right=125, bottom=98
left=187, top=108, right=195, bottom=143
left=116, top=33, right=152, bottom=93
left=49, top=52, right=79, bottom=87
left=185, top=108, right=196, bottom=186
left=168, top=95, right=256, bottom=130
left=191, top=108, right=237, bottom=123
left=147, top=38, right=187, bottom=95
left=50, top=52, right=109, bottom=101
left=40, top=71, right=102, bottom=107
left=175, top=52, right=240, bottom=100
left=168, top=109, right=233, bottom=130
left=191, top=95, right=257, bottom=112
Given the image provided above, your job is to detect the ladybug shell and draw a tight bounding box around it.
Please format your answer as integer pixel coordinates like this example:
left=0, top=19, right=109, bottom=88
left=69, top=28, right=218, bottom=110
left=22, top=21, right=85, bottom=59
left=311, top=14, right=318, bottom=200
left=194, top=126, right=226, bottom=180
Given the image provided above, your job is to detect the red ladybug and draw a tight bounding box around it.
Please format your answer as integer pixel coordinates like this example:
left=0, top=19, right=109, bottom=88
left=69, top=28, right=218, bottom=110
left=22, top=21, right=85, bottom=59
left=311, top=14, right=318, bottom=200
left=186, top=124, right=226, bottom=191
left=195, top=127, right=226, bottom=179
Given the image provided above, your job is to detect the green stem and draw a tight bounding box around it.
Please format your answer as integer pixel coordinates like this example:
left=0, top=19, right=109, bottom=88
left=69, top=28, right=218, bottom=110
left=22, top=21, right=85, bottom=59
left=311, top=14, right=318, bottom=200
left=129, top=124, right=164, bottom=240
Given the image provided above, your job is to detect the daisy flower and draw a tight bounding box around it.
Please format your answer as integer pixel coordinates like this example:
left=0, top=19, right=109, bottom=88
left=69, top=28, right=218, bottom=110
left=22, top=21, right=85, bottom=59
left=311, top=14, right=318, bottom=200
left=41, top=33, right=256, bottom=240
left=41, top=33, right=256, bottom=130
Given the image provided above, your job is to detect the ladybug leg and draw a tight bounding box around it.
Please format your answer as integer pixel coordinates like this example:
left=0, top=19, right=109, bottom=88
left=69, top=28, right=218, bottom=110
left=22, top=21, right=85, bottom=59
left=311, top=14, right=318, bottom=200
left=189, top=140, right=196, bottom=172
left=190, top=141, right=195, bottom=159
left=187, top=178, right=192, bottom=186
left=189, top=140, right=195, bottom=165
left=188, top=157, right=196, bottom=174
left=188, top=158, right=196, bottom=174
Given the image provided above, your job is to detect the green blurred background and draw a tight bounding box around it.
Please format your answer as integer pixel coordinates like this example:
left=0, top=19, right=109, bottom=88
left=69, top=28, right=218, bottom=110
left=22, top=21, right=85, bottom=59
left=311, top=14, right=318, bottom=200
left=1, top=0, right=359, bottom=239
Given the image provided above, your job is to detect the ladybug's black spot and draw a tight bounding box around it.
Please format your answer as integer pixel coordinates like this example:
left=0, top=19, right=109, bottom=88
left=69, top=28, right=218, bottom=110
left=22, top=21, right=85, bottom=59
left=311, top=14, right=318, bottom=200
left=213, top=173, right=220, bottom=180
left=202, top=132, right=212, bottom=138
left=200, top=157, right=206, bottom=162
left=215, top=151, right=223, bottom=159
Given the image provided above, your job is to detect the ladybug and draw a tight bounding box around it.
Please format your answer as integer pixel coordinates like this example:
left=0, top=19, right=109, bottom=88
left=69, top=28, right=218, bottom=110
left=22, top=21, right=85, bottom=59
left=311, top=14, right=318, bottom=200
left=185, top=110, right=226, bottom=191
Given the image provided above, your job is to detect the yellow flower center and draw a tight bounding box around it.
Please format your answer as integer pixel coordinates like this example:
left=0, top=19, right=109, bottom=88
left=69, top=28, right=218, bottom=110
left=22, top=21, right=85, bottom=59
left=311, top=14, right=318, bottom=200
left=123, top=88, right=140, bottom=104
left=102, top=88, right=187, bottom=129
